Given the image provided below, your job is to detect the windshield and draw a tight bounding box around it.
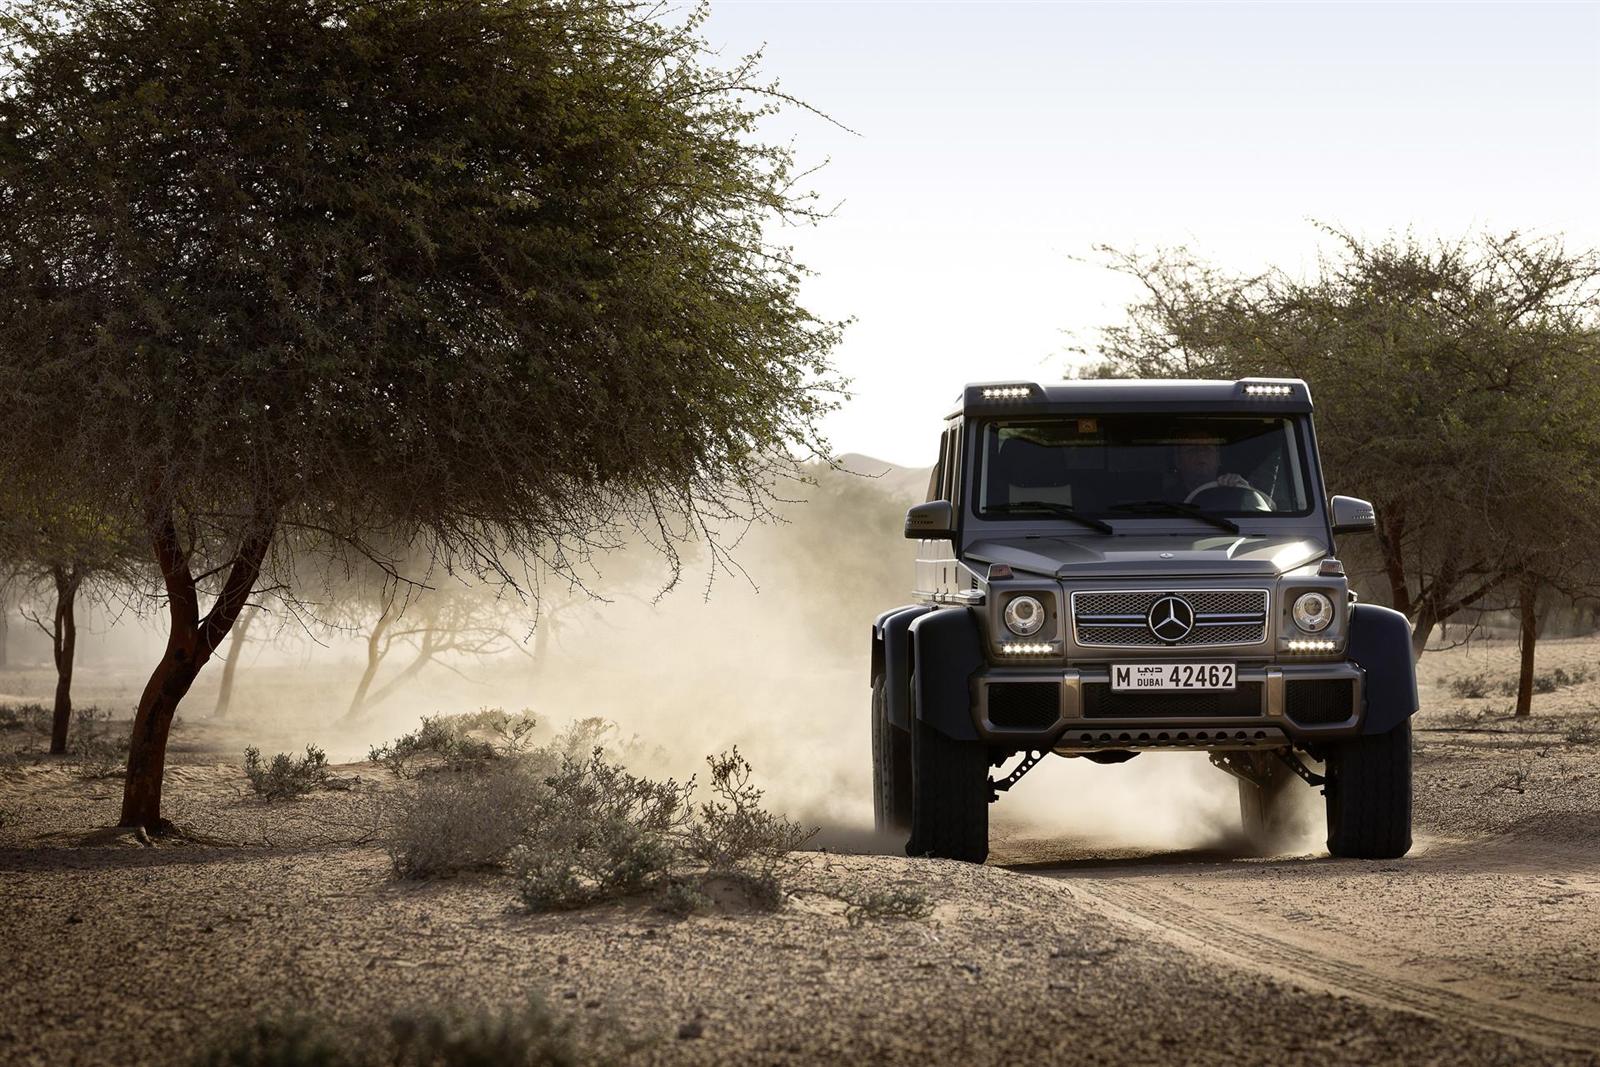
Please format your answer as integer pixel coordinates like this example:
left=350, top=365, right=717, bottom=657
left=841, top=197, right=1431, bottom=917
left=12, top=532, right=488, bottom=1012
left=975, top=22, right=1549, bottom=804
left=975, top=415, right=1311, bottom=521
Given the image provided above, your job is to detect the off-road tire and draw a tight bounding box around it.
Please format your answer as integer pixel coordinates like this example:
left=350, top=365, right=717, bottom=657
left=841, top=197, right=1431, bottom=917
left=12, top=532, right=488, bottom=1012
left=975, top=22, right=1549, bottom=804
left=908, top=713, right=989, bottom=863
left=871, top=674, right=912, bottom=838
left=1238, top=757, right=1295, bottom=854
left=1324, top=720, right=1413, bottom=859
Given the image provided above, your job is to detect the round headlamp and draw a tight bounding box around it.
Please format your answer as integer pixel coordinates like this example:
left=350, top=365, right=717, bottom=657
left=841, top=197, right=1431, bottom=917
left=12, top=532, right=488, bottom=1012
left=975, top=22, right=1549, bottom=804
left=1003, top=595, right=1046, bottom=637
left=1292, top=591, right=1334, bottom=633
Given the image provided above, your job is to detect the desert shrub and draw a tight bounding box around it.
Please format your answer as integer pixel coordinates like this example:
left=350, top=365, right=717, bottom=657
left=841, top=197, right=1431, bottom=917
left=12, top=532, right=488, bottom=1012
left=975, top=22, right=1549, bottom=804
left=681, top=748, right=813, bottom=886
left=369, top=709, right=537, bottom=779
left=387, top=760, right=546, bottom=878
left=838, top=885, right=934, bottom=927
left=511, top=750, right=692, bottom=911
left=0, top=702, right=51, bottom=735
left=1565, top=717, right=1599, bottom=745
left=1448, top=673, right=1493, bottom=699
left=193, top=1016, right=354, bottom=1067
left=195, top=998, right=625, bottom=1067
left=389, top=996, right=593, bottom=1067
left=244, top=745, right=331, bottom=800
left=69, top=708, right=128, bottom=779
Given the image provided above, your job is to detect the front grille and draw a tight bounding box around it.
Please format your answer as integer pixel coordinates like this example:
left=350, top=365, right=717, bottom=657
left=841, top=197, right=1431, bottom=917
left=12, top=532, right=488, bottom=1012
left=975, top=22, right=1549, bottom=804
left=1285, top=679, right=1356, bottom=725
left=987, top=683, right=1061, bottom=730
left=1082, top=682, right=1264, bottom=719
left=1072, top=589, right=1269, bottom=649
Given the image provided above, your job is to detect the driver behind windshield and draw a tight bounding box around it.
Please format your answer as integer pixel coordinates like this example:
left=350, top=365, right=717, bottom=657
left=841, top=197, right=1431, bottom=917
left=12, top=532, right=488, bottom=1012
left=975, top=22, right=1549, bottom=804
left=1173, top=430, right=1257, bottom=503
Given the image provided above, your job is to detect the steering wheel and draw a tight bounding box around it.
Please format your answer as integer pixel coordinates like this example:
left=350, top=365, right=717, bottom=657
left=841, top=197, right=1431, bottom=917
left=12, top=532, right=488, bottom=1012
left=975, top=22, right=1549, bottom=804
left=1187, top=484, right=1275, bottom=513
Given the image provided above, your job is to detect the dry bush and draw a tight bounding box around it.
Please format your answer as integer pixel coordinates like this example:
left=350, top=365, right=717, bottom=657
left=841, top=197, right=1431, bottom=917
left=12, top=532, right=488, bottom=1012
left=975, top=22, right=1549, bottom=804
left=679, top=748, right=814, bottom=908
left=838, top=885, right=934, bottom=928
left=69, top=707, right=128, bottom=779
left=0, top=702, right=51, bottom=736
left=194, top=997, right=629, bottom=1067
left=511, top=750, right=692, bottom=911
left=243, top=745, right=331, bottom=800
left=1565, top=717, right=1599, bottom=745
left=1448, top=673, right=1495, bottom=699
left=386, top=759, right=549, bottom=878
left=369, top=709, right=537, bottom=779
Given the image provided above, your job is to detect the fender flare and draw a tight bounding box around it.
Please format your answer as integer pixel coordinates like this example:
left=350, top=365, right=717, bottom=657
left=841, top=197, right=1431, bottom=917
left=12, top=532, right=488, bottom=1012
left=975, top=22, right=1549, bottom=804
left=908, top=607, right=984, bottom=741
left=1348, top=602, right=1419, bottom=735
left=874, top=605, right=933, bottom=731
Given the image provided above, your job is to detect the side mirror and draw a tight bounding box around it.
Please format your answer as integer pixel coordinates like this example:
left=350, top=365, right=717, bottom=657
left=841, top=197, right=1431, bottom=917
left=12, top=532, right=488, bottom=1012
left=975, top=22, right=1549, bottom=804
left=1330, top=495, right=1376, bottom=535
left=905, top=500, right=956, bottom=540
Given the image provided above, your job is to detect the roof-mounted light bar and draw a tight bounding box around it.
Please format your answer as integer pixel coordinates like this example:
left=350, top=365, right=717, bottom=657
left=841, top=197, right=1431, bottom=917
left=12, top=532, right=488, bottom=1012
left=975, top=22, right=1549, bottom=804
left=981, top=385, right=1033, bottom=400
left=1242, top=383, right=1293, bottom=397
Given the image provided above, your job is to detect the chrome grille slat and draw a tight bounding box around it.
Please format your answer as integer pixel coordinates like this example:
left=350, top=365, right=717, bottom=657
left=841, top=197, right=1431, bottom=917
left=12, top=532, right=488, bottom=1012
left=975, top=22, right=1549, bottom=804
left=1072, top=589, right=1269, bottom=649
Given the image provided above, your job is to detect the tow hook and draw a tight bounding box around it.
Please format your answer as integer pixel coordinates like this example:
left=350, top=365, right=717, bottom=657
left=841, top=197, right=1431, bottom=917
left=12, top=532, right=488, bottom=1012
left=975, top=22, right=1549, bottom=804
left=988, top=749, right=1045, bottom=802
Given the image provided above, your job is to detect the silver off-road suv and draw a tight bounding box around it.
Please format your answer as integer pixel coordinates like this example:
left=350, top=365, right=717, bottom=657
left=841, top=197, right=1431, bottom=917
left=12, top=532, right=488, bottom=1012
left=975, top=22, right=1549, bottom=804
left=871, top=378, right=1417, bottom=863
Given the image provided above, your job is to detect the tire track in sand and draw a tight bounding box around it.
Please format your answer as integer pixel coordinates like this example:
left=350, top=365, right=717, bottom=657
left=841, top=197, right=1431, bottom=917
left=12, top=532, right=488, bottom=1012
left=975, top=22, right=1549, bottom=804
left=1053, top=876, right=1600, bottom=1053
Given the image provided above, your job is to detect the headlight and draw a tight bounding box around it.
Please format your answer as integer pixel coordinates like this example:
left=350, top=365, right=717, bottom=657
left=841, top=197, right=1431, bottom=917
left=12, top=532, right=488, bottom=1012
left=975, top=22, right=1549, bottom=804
left=1292, top=592, right=1334, bottom=633
left=1003, top=595, right=1046, bottom=636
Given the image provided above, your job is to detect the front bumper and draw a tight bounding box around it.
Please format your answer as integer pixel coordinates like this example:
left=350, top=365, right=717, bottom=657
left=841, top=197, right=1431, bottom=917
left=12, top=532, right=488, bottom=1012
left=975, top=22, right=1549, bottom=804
left=972, top=661, right=1364, bottom=750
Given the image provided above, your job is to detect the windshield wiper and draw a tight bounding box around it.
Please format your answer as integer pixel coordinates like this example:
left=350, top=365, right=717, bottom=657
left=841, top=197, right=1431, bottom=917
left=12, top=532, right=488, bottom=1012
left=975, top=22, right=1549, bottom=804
left=1107, top=500, right=1241, bottom=534
left=986, top=501, right=1115, bottom=534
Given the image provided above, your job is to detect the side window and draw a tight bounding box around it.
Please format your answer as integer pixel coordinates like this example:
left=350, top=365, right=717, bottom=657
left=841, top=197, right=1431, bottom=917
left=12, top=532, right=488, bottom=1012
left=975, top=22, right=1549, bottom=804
left=949, top=423, right=963, bottom=509
left=928, top=430, right=949, bottom=503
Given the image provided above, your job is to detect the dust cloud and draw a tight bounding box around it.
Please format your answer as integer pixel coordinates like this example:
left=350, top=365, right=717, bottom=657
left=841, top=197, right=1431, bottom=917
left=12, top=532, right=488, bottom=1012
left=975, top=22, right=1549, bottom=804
left=31, top=456, right=1305, bottom=857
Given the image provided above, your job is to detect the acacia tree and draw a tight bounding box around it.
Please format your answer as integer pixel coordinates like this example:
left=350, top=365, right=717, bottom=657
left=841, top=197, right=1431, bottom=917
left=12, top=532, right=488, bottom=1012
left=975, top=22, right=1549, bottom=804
left=0, top=490, right=137, bottom=753
left=1083, top=230, right=1600, bottom=669
left=0, top=0, right=841, bottom=830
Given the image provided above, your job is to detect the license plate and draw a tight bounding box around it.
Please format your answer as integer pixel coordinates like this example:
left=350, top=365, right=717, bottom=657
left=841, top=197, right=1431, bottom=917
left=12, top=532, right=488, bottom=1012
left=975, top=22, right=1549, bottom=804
left=1111, top=663, right=1236, bottom=691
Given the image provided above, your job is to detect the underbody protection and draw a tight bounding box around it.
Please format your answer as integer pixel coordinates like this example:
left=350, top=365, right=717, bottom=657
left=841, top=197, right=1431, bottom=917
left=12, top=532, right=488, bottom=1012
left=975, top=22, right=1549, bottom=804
left=871, top=378, right=1418, bottom=864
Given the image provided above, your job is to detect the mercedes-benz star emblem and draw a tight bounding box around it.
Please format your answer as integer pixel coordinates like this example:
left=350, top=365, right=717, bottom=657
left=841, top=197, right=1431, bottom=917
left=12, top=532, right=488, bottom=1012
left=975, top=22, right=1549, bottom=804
left=1147, top=595, right=1195, bottom=643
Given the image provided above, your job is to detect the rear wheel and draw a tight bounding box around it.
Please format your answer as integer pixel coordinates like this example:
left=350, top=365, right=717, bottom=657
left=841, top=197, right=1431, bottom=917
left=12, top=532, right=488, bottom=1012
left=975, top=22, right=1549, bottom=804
left=1324, top=720, right=1413, bottom=859
left=871, top=674, right=912, bottom=839
left=909, top=712, right=989, bottom=864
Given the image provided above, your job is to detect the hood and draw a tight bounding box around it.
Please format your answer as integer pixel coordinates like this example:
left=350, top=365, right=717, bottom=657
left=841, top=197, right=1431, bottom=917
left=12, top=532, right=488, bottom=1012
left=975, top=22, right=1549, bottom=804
left=965, top=532, right=1328, bottom=579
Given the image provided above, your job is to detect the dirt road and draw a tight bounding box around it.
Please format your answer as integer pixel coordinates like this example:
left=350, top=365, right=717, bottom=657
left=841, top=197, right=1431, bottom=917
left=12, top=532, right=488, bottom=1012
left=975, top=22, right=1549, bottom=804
left=998, top=833, right=1600, bottom=1056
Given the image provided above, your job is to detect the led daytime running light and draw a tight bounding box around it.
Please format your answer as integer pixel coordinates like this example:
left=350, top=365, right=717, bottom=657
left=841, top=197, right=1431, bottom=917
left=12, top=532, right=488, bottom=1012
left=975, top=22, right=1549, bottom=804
left=1286, top=639, right=1337, bottom=652
left=998, top=642, right=1054, bottom=655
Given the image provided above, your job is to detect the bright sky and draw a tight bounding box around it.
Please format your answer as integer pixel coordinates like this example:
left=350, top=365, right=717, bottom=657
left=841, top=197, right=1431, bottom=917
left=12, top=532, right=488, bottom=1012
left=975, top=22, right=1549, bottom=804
left=703, top=1, right=1600, bottom=466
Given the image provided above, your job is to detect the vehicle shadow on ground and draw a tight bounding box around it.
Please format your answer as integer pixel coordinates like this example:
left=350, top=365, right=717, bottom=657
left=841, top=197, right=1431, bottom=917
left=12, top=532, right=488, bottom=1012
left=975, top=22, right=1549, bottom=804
left=992, top=838, right=1340, bottom=878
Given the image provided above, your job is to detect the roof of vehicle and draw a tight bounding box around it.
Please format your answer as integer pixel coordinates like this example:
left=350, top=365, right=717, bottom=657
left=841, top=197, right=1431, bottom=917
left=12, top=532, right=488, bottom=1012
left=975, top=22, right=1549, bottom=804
left=950, top=377, right=1313, bottom=419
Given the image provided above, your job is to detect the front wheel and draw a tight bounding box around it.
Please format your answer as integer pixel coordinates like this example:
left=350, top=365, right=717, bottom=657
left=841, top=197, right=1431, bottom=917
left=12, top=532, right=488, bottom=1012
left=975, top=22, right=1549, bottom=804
left=1324, top=720, right=1413, bottom=859
left=871, top=674, right=912, bottom=840
left=908, top=715, right=989, bottom=864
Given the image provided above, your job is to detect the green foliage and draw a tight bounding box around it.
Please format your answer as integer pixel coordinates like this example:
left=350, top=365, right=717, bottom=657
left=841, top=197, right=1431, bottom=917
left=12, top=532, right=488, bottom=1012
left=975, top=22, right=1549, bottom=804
left=243, top=745, right=331, bottom=800
left=1087, top=231, right=1600, bottom=641
left=0, top=0, right=842, bottom=573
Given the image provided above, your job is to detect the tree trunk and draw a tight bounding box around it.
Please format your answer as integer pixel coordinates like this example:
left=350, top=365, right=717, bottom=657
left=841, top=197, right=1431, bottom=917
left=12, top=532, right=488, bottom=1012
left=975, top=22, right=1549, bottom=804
left=0, top=594, right=9, bottom=670
left=120, top=506, right=276, bottom=831
left=48, top=565, right=82, bottom=755
left=212, top=606, right=257, bottom=719
left=358, top=628, right=439, bottom=715
left=1514, top=576, right=1538, bottom=718
left=344, top=600, right=396, bottom=722
left=1409, top=607, right=1436, bottom=662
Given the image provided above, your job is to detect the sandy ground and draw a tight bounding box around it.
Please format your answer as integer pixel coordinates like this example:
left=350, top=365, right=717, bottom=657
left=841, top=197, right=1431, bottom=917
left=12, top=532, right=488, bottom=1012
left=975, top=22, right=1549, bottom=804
left=2, top=636, right=1599, bottom=1065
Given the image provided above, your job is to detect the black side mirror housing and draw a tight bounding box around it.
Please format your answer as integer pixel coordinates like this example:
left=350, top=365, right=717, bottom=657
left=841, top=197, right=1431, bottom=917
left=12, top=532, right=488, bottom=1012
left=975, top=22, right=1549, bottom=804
left=1330, top=495, right=1377, bottom=535
left=905, top=500, right=956, bottom=540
